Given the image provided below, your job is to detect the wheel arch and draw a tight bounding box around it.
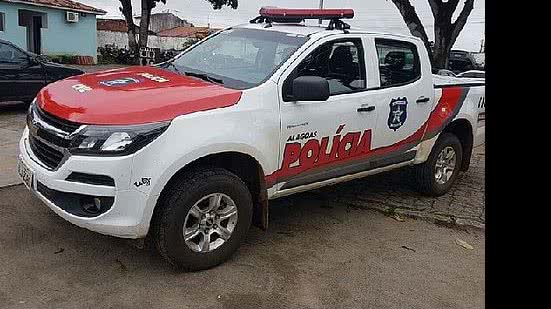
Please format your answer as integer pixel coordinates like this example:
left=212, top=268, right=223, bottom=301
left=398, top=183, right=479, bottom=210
left=443, top=118, right=474, bottom=171
left=151, top=150, right=269, bottom=235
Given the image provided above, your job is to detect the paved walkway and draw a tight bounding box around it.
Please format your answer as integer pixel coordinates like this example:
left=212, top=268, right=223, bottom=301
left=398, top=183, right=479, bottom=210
left=0, top=103, right=27, bottom=187
left=309, top=145, right=485, bottom=229
left=0, top=184, right=485, bottom=309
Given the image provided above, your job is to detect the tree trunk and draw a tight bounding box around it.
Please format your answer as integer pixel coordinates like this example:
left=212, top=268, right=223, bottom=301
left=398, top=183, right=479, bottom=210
left=138, top=0, right=152, bottom=49
left=390, top=0, right=475, bottom=71
left=390, top=0, right=434, bottom=66
left=119, top=0, right=138, bottom=54
left=432, top=28, right=451, bottom=69
left=431, top=0, right=474, bottom=70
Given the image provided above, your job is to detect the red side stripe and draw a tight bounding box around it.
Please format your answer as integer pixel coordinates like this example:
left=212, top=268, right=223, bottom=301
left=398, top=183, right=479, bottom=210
left=265, top=87, right=467, bottom=189
left=424, top=87, right=464, bottom=137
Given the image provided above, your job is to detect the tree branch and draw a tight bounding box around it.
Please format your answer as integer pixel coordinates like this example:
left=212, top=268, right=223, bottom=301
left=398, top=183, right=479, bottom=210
left=389, top=0, right=433, bottom=62
left=448, top=0, right=461, bottom=11
left=450, top=0, right=474, bottom=46
left=427, top=0, right=442, bottom=17
left=119, top=0, right=138, bottom=51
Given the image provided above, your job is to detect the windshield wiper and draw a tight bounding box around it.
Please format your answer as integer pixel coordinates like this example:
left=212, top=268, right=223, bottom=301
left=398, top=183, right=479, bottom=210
left=165, top=61, right=182, bottom=75
left=184, top=71, right=224, bottom=85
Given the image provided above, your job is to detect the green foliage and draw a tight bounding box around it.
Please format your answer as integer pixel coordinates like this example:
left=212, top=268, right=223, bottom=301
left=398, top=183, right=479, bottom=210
left=97, top=45, right=138, bottom=65
left=181, top=38, right=201, bottom=51
left=47, top=54, right=79, bottom=64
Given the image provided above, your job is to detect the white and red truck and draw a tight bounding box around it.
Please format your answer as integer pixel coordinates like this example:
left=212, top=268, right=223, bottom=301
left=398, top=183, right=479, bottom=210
left=17, top=8, right=485, bottom=270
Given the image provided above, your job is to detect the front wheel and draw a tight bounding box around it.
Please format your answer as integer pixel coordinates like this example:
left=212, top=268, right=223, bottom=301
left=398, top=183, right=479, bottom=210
left=413, top=133, right=463, bottom=196
left=151, top=168, right=253, bottom=271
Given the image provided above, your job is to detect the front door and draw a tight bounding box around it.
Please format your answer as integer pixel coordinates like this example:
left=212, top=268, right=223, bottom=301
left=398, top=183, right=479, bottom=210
left=270, top=37, right=378, bottom=191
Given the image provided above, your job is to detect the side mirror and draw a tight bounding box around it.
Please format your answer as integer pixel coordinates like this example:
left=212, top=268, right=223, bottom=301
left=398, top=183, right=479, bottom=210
left=26, top=56, right=39, bottom=66
left=292, top=76, right=330, bottom=101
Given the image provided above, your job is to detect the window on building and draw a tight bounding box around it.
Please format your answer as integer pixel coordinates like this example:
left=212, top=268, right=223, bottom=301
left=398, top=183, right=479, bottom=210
left=375, top=39, right=421, bottom=88
left=284, top=38, right=367, bottom=99
left=0, top=12, right=5, bottom=31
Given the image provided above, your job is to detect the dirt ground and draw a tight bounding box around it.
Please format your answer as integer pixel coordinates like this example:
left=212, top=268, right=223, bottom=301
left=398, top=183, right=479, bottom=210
left=0, top=184, right=484, bottom=309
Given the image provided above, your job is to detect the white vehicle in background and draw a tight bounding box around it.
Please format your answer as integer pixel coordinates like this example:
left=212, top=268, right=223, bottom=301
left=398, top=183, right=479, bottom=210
left=436, top=69, right=457, bottom=77
left=457, top=70, right=485, bottom=79
left=18, top=7, right=485, bottom=270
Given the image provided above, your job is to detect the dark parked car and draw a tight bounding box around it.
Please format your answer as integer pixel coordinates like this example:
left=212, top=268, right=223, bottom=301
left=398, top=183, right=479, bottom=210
left=0, top=39, right=84, bottom=104
left=448, top=50, right=478, bottom=74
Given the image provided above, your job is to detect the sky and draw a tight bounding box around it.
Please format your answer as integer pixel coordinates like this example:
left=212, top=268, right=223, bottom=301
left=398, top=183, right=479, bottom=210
left=81, top=0, right=485, bottom=52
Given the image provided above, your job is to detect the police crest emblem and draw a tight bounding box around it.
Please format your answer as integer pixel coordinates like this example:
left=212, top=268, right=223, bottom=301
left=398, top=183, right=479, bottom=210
left=388, top=97, right=408, bottom=131
left=100, top=77, right=140, bottom=87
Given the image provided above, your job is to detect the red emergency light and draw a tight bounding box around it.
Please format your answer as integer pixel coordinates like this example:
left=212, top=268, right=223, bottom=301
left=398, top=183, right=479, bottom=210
left=251, top=7, right=355, bottom=31
left=258, top=7, right=355, bottom=20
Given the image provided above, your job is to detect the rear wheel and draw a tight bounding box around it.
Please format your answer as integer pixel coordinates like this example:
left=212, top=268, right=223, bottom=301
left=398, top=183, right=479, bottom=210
left=151, top=168, right=253, bottom=271
left=414, top=133, right=463, bottom=196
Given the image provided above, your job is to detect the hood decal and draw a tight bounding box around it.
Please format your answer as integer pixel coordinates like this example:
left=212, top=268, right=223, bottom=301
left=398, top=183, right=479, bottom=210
left=38, top=66, right=242, bottom=125
left=100, top=77, right=141, bottom=87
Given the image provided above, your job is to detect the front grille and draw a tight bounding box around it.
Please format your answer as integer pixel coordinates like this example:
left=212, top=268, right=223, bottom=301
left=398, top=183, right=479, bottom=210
left=29, top=136, right=64, bottom=169
left=27, top=104, right=83, bottom=170
left=35, top=106, right=81, bottom=134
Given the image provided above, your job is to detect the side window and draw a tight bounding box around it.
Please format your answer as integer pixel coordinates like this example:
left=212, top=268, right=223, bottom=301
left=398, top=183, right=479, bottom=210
left=284, top=38, right=366, bottom=99
left=0, top=43, right=28, bottom=65
left=375, top=39, right=421, bottom=88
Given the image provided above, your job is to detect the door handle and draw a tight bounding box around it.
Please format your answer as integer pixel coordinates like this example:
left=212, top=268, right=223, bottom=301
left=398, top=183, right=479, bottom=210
left=416, top=96, right=430, bottom=103
left=357, top=106, right=375, bottom=112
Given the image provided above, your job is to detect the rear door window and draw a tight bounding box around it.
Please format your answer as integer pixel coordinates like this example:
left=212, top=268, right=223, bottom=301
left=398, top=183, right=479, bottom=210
left=375, top=39, right=420, bottom=88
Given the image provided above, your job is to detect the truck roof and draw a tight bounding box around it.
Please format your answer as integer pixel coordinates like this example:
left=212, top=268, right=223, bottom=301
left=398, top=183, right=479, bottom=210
left=235, top=22, right=422, bottom=42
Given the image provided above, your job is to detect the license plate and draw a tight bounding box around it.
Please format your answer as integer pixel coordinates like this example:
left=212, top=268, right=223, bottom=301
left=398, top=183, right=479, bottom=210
left=17, top=158, right=34, bottom=189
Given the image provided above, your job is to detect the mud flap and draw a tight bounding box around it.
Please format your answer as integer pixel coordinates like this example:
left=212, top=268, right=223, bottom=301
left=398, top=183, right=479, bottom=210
left=253, top=199, right=269, bottom=230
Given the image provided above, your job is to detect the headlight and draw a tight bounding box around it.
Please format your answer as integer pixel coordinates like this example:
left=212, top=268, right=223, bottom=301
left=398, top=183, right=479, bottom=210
left=28, top=98, right=37, bottom=114
left=69, top=121, right=170, bottom=156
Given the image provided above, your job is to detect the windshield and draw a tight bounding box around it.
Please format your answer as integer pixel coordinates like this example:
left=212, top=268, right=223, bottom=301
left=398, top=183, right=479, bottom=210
left=167, top=28, right=309, bottom=90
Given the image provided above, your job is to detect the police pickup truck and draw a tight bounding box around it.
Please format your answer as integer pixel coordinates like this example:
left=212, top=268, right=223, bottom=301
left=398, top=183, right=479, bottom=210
left=18, top=8, right=485, bottom=270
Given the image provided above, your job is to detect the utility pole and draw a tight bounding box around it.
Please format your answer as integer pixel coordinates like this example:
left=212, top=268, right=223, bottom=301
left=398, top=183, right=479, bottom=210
left=318, top=0, right=325, bottom=25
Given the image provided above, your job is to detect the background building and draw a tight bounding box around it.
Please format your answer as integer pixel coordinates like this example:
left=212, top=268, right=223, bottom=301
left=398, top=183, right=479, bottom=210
left=134, top=11, right=193, bottom=33
left=0, top=0, right=105, bottom=62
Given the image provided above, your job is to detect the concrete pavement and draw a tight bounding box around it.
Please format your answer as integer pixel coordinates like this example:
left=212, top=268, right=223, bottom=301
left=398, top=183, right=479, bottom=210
left=0, top=184, right=485, bottom=309
left=0, top=102, right=27, bottom=187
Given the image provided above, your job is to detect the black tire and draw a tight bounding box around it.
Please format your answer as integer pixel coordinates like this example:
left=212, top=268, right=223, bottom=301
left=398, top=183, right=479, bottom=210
left=151, top=167, right=253, bottom=271
left=413, top=133, right=463, bottom=196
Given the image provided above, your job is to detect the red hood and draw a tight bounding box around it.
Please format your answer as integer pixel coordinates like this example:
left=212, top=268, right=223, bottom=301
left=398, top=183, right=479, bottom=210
left=38, top=66, right=242, bottom=125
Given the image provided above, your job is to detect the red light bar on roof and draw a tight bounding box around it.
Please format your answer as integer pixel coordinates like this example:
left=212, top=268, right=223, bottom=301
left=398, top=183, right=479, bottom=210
left=259, top=7, right=354, bottom=20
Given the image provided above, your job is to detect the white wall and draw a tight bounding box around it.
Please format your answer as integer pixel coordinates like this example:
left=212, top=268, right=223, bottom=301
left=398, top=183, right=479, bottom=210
left=97, top=30, right=192, bottom=50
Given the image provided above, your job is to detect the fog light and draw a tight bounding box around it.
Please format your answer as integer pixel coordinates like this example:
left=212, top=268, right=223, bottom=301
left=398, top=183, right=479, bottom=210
left=81, top=196, right=102, bottom=214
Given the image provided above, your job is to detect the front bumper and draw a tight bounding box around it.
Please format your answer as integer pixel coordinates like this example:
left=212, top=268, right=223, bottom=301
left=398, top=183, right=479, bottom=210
left=18, top=127, right=153, bottom=238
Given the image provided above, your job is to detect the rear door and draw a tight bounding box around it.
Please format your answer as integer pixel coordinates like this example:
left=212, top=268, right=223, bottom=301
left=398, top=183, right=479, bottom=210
left=366, top=37, right=434, bottom=154
left=271, top=35, right=378, bottom=191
